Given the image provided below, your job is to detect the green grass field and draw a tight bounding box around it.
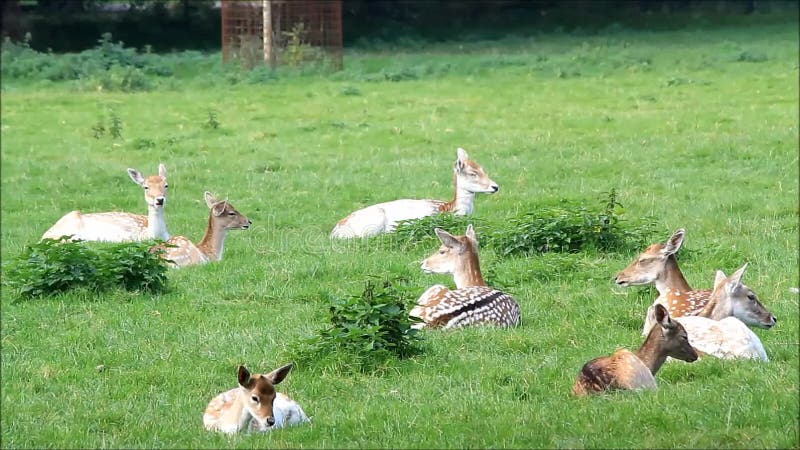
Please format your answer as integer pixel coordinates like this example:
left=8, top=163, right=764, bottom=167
left=2, top=16, right=798, bottom=448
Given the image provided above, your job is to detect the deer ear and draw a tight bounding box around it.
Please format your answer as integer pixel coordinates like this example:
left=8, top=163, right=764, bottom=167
left=434, top=228, right=461, bottom=249
left=204, top=191, right=218, bottom=208
left=654, top=304, right=673, bottom=329
left=158, top=163, right=167, bottom=178
left=662, top=228, right=685, bottom=255
left=728, top=263, right=748, bottom=288
left=644, top=305, right=657, bottom=334
left=265, top=363, right=293, bottom=386
left=465, top=224, right=477, bottom=244
left=211, top=202, right=226, bottom=217
left=714, top=270, right=727, bottom=288
left=455, top=148, right=468, bottom=173
left=128, top=168, right=144, bottom=186
left=237, top=366, right=251, bottom=387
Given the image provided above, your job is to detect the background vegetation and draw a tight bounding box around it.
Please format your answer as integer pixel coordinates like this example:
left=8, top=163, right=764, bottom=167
left=2, top=0, right=795, bottom=52
left=1, top=11, right=798, bottom=449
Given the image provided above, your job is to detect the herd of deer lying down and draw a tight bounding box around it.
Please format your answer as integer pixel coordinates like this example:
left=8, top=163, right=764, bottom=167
left=38, top=148, right=778, bottom=432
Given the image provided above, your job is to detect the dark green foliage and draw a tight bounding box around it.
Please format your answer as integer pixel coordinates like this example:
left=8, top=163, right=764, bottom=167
left=3, top=237, right=169, bottom=299
left=736, top=50, right=768, bottom=62
left=339, top=86, right=362, bottom=96
left=487, top=190, right=657, bottom=256
left=1, top=33, right=170, bottom=91
left=386, top=190, right=655, bottom=256
left=293, top=279, right=423, bottom=374
left=91, top=119, right=105, bottom=139
left=245, top=65, right=278, bottom=84
left=390, top=213, right=478, bottom=247
left=133, top=137, right=155, bottom=150
left=205, top=110, right=220, bottom=130
left=10, top=3, right=221, bottom=53
left=109, top=110, right=123, bottom=140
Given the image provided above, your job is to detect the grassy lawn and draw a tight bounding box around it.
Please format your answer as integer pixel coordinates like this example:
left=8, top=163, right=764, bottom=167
left=1, top=16, right=798, bottom=448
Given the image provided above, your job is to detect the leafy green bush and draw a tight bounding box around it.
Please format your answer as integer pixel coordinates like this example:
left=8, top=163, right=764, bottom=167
left=736, top=50, right=768, bottom=62
left=1, top=33, right=172, bottom=91
left=3, top=237, right=169, bottom=299
left=293, top=279, right=423, bottom=374
left=383, top=189, right=655, bottom=256
left=486, top=189, right=657, bottom=256
left=390, top=213, right=479, bottom=247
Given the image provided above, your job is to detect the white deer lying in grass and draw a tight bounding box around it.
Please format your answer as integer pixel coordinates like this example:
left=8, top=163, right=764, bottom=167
left=572, top=304, right=698, bottom=396
left=330, top=148, right=499, bottom=239
left=42, top=164, right=169, bottom=242
left=155, top=191, right=251, bottom=268
left=643, top=263, right=775, bottom=361
left=203, top=364, right=309, bottom=434
left=410, top=225, right=520, bottom=329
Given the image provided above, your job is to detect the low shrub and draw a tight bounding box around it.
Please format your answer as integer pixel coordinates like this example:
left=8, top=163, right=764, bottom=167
left=2, top=237, right=169, bottom=299
left=390, top=213, right=479, bottom=248
left=486, top=189, right=657, bottom=256
left=1, top=33, right=172, bottom=91
left=384, top=189, right=656, bottom=257
left=293, top=278, right=423, bottom=374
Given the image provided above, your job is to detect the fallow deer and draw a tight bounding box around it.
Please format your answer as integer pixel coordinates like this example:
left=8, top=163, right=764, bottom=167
left=157, top=191, right=251, bottom=268
left=572, top=304, right=698, bottom=396
left=644, top=264, right=775, bottom=361
left=330, top=148, right=499, bottom=239
left=41, top=164, right=169, bottom=242
left=203, top=364, right=309, bottom=434
left=615, top=228, right=715, bottom=334
left=409, top=225, right=521, bottom=329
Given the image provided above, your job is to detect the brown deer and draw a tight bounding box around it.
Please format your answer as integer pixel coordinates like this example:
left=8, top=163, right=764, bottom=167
left=409, top=224, right=520, bottom=329
left=203, top=364, right=309, bottom=434
left=331, top=148, right=499, bottom=238
left=572, top=304, right=698, bottom=396
left=615, top=228, right=710, bottom=320
left=157, top=191, right=251, bottom=268
left=42, top=164, right=169, bottom=242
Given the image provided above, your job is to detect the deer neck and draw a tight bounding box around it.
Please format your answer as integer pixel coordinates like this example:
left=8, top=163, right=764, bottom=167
left=220, top=390, right=251, bottom=432
left=696, top=288, right=731, bottom=320
left=196, top=216, right=227, bottom=261
left=452, top=249, right=486, bottom=288
left=655, top=255, right=692, bottom=295
left=442, top=172, right=475, bottom=216
left=146, top=205, right=169, bottom=241
left=635, top=328, right=668, bottom=376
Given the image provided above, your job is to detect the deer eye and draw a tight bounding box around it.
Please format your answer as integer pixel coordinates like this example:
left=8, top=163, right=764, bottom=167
left=747, top=293, right=756, bottom=301
left=165, top=184, right=169, bottom=188
left=250, top=395, right=259, bottom=403
left=438, top=250, right=446, bottom=254
left=143, top=186, right=149, bottom=190
left=228, top=212, right=236, bottom=216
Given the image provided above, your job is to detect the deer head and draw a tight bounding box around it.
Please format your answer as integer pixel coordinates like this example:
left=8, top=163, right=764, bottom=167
left=128, top=164, right=168, bottom=209
left=708, top=263, right=776, bottom=328
left=420, top=225, right=484, bottom=288
left=237, top=363, right=294, bottom=431
left=454, top=148, right=499, bottom=194
left=615, top=228, right=685, bottom=286
left=421, top=225, right=479, bottom=274
left=204, top=191, right=252, bottom=230
left=650, top=304, right=698, bottom=363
